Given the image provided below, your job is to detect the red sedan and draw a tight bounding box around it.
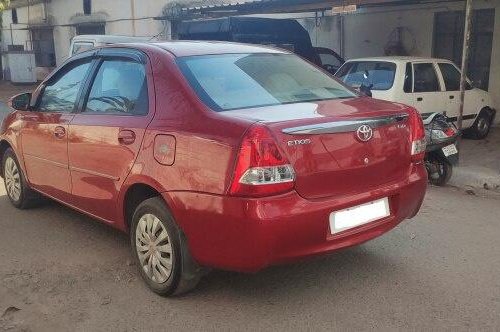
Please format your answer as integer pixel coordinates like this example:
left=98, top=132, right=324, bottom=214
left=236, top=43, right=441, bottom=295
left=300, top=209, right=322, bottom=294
left=0, top=42, right=427, bottom=296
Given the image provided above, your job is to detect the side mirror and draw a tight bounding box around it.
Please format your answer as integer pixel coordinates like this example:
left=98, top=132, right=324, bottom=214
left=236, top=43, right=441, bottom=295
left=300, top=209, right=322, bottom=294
left=8, top=92, right=32, bottom=111
left=359, top=84, right=373, bottom=98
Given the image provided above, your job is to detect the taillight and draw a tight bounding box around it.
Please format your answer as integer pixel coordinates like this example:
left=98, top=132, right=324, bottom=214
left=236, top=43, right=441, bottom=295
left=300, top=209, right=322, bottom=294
left=229, top=125, right=295, bottom=197
left=444, top=127, right=456, bottom=137
left=408, top=108, right=426, bottom=162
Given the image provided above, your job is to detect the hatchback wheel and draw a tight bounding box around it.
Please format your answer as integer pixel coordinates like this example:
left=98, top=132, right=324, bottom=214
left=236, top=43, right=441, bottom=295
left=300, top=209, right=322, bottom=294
left=2, top=148, right=40, bottom=209
left=469, top=112, right=492, bottom=139
left=130, top=197, right=201, bottom=296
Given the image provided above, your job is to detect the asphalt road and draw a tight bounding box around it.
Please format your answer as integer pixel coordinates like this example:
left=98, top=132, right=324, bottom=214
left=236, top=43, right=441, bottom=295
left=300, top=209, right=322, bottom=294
left=0, top=182, right=499, bottom=331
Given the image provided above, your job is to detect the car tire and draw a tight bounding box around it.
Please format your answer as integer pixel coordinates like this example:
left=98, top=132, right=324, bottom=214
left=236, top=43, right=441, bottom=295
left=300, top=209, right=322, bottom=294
left=130, top=197, right=202, bottom=296
left=2, top=148, right=41, bottom=209
left=468, top=111, right=492, bottom=140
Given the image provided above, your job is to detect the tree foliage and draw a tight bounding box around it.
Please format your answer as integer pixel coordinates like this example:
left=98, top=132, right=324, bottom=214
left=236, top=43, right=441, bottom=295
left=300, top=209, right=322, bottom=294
left=0, top=0, right=10, bottom=12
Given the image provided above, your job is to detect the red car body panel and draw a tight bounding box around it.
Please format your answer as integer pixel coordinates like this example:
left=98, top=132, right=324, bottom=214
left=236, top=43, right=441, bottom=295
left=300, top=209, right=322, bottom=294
left=0, top=42, right=427, bottom=272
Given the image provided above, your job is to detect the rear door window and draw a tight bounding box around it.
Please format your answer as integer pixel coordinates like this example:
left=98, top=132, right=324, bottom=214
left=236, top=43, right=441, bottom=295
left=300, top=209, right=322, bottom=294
left=83, top=59, right=148, bottom=115
left=438, top=63, right=461, bottom=91
left=413, top=63, right=441, bottom=92
left=336, top=61, right=396, bottom=90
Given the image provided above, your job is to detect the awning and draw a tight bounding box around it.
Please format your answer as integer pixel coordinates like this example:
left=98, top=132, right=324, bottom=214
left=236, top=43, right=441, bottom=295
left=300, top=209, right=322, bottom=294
left=164, top=0, right=457, bottom=20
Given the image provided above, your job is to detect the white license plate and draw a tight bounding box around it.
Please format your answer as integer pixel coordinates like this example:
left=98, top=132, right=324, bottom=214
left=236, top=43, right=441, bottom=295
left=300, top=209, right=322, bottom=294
left=329, top=198, right=390, bottom=234
left=442, top=144, right=458, bottom=157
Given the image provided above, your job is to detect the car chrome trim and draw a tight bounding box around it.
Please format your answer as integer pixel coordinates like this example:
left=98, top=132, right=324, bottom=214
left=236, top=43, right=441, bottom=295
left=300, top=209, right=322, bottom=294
left=69, top=166, right=120, bottom=181
left=24, top=154, right=68, bottom=169
left=282, top=113, right=409, bottom=135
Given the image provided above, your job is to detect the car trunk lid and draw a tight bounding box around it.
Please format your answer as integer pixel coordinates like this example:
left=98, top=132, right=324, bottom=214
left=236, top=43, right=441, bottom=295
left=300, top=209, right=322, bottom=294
left=220, top=97, right=413, bottom=199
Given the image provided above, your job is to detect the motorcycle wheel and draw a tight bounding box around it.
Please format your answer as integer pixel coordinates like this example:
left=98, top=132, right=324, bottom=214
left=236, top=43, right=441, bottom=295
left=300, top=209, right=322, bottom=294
left=427, top=154, right=453, bottom=186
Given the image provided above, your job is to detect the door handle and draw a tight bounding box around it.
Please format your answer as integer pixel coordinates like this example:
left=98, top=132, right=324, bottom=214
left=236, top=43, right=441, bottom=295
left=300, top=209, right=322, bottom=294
left=118, top=130, right=136, bottom=145
left=449, top=95, right=455, bottom=99
left=417, top=97, right=423, bottom=102
left=54, top=126, right=66, bottom=139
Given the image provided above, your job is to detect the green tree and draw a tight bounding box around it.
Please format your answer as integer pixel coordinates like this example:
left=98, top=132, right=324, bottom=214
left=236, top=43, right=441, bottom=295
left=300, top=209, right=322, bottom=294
left=0, top=0, right=10, bottom=11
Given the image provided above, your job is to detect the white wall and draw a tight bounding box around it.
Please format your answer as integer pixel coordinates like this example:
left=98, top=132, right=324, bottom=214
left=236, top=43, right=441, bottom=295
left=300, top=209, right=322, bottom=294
left=1, top=0, right=170, bottom=69
left=1, top=0, right=500, bottom=113
left=48, top=0, right=168, bottom=65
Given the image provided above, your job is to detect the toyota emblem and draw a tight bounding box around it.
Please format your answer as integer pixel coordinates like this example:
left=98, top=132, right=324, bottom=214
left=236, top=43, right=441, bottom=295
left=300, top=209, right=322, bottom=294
left=356, top=125, right=373, bottom=142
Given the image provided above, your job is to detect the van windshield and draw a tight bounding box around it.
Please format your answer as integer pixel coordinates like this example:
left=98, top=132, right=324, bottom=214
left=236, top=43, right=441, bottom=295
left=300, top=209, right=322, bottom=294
left=177, top=53, right=356, bottom=112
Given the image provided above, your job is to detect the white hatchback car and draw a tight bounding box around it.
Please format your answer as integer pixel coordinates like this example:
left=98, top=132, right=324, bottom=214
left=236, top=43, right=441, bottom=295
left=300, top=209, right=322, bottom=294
left=336, top=57, right=496, bottom=139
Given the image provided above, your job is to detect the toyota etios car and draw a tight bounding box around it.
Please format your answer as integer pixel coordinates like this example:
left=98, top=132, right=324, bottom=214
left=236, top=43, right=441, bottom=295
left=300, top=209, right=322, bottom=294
left=0, top=42, right=427, bottom=296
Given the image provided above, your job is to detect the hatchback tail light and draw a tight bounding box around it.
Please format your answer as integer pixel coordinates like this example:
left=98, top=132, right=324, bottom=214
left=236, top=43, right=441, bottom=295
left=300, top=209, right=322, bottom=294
left=229, top=125, right=295, bottom=197
left=408, top=108, right=426, bottom=162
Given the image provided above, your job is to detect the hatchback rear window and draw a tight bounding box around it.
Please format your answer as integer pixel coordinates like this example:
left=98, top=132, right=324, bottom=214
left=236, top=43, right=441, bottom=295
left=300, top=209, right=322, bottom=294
left=177, top=53, right=355, bottom=112
left=336, top=61, right=396, bottom=91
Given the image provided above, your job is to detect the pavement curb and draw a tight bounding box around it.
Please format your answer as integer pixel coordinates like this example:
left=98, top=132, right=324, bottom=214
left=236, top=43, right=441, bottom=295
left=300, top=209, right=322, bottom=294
left=449, top=166, right=500, bottom=192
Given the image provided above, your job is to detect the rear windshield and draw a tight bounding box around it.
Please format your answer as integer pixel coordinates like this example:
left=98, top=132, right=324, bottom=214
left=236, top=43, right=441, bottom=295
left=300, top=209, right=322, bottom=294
left=336, top=61, right=396, bottom=91
left=177, top=53, right=356, bottom=112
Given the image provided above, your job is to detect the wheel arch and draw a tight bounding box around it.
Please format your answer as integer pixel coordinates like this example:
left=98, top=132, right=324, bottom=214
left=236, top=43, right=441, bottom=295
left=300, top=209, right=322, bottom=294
left=483, top=106, right=496, bottom=123
left=0, top=140, right=13, bottom=178
left=471, top=106, right=496, bottom=126
left=122, top=183, right=164, bottom=232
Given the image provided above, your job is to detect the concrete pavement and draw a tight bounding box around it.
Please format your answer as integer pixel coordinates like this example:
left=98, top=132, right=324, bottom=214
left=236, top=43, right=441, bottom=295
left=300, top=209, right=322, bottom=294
left=449, top=127, right=500, bottom=192
left=0, top=182, right=499, bottom=331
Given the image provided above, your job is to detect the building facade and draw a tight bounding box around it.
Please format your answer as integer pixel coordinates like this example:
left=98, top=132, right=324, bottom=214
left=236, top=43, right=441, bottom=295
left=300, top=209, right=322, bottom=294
left=1, top=0, right=181, bottom=79
left=296, top=0, right=500, bottom=111
left=1, top=0, right=499, bottom=112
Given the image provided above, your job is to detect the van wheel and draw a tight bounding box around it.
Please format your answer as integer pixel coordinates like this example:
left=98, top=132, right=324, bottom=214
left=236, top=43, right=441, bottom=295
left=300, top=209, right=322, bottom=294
left=2, top=148, right=40, bottom=209
left=130, top=197, right=202, bottom=296
left=469, top=111, right=492, bottom=140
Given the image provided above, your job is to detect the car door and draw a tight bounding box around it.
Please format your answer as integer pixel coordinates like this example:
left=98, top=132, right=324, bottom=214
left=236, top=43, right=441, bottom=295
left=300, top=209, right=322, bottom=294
left=20, top=58, right=93, bottom=201
left=409, top=62, right=446, bottom=116
left=68, top=49, right=154, bottom=222
left=437, top=62, right=476, bottom=127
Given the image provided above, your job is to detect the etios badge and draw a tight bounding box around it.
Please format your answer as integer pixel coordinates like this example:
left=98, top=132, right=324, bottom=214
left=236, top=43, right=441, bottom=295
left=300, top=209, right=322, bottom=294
left=287, top=139, right=312, bottom=146
left=356, top=125, right=373, bottom=142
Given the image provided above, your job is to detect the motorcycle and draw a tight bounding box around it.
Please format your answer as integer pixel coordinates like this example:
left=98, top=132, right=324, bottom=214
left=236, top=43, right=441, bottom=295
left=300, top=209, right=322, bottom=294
left=423, top=113, right=460, bottom=186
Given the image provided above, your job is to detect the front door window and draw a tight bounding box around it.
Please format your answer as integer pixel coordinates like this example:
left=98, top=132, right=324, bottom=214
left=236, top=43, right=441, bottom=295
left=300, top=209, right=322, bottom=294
left=37, top=61, right=91, bottom=113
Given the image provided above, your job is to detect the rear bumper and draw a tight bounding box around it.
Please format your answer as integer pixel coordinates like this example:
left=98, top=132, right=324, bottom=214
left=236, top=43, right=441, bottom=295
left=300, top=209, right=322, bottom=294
left=165, top=164, right=427, bottom=272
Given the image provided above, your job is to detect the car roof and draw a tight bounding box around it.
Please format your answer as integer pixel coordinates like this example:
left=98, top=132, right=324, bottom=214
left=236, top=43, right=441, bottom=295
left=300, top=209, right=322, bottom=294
left=344, top=56, right=454, bottom=64
left=150, top=40, right=288, bottom=57
left=72, top=35, right=153, bottom=43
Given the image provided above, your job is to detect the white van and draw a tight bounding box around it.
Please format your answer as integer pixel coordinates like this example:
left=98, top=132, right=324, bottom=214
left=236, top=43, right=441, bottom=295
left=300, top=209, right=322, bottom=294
left=69, top=35, right=153, bottom=57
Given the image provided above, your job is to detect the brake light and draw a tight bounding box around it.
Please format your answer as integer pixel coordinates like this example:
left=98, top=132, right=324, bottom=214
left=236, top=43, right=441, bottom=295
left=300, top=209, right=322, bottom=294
left=408, top=108, right=426, bottom=162
left=229, top=125, right=295, bottom=197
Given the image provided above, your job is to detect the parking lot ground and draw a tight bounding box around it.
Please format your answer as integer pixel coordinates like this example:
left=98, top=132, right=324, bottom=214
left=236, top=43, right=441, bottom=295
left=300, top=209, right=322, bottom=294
left=0, top=81, right=38, bottom=103
left=0, top=180, right=499, bottom=331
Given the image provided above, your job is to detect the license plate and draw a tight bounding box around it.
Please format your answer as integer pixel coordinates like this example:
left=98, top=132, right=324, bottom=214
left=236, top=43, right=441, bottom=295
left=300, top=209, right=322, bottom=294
left=329, top=198, right=390, bottom=234
left=442, top=144, right=458, bottom=157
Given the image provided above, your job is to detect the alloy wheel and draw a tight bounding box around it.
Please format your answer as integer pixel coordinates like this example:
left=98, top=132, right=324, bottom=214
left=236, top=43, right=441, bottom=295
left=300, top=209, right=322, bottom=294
left=4, top=157, right=21, bottom=202
left=135, top=214, right=173, bottom=284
